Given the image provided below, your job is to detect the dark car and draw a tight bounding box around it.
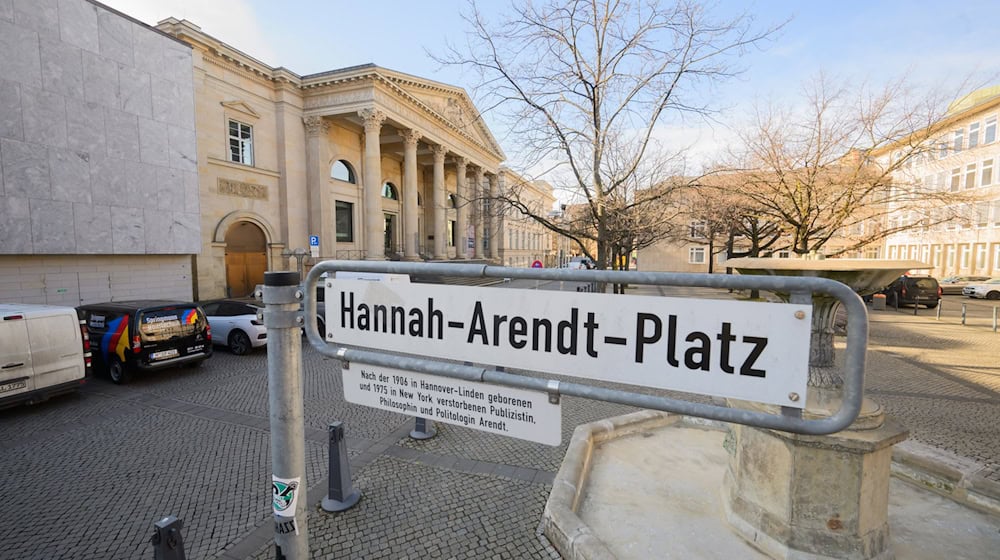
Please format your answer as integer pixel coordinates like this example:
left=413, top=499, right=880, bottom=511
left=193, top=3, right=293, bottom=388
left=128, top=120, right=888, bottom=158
left=77, top=300, right=212, bottom=383
left=880, top=276, right=941, bottom=308
left=938, top=275, right=992, bottom=295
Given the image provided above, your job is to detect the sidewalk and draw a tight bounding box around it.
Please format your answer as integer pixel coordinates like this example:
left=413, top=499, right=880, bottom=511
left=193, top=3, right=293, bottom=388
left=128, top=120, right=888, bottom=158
left=233, top=281, right=999, bottom=559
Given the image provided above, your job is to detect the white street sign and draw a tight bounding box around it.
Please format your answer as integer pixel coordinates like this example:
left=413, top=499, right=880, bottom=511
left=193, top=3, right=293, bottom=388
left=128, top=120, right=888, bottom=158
left=343, top=362, right=562, bottom=445
left=327, top=279, right=813, bottom=409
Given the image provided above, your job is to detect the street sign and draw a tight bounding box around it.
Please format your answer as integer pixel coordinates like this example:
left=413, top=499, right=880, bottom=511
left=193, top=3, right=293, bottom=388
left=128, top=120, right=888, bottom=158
left=326, top=279, right=813, bottom=408
left=309, top=236, right=319, bottom=258
left=343, top=362, right=561, bottom=445
left=531, top=260, right=543, bottom=268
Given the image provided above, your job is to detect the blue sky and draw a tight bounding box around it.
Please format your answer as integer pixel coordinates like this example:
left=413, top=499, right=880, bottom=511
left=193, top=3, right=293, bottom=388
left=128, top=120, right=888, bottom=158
left=104, top=0, right=999, bottom=169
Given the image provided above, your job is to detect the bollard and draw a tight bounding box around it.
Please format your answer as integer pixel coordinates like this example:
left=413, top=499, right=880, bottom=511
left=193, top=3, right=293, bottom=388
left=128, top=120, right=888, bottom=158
left=409, top=416, right=437, bottom=440
left=872, top=294, right=886, bottom=311
left=936, top=300, right=942, bottom=320
left=263, top=271, right=309, bottom=557
left=321, top=422, right=361, bottom=512
left=993, top=306, right=998, bottom=333
left=151, top=516, right=186, bottom=560
left=962, top=302, right=967, bottom=325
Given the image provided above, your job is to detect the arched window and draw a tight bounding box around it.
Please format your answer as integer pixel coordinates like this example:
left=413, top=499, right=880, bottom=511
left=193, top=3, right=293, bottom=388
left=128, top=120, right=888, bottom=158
left=448, top=194, right=457, bottom=208
left=382, top=182, right=399, bottom=200
left=331, top=160, right=356, bottom=183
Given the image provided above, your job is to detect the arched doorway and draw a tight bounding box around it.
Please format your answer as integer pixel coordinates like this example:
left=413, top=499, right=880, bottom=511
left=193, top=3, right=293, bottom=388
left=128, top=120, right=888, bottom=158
left=224, top=221, right=267, bottom=298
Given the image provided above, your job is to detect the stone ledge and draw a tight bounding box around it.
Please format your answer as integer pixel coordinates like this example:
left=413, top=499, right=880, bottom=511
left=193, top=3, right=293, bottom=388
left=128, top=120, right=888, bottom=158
left=892, top=443, right=1000, bottom=516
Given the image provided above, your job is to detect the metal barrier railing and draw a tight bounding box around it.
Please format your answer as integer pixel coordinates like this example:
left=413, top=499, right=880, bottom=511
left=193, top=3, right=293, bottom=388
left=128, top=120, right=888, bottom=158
left=302, top=261, right=868, bottom=436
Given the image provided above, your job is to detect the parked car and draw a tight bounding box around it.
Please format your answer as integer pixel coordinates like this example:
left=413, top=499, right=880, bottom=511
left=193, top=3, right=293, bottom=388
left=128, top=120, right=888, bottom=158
left=77, top=300, right=212, bottom=384
left=961, top=278, right=1000, bottom=300
left=938, top=275, right=992, bottom=295
left=0, top=303, right=91, bottom=409
left=200, top=300, right=267, bottom=355
left=880, top=275, right=941, bottom=308
left=562, top=257, right=594, bottom=270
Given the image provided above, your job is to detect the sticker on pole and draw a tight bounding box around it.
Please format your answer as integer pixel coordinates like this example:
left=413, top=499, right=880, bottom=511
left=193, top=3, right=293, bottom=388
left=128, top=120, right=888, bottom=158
left=272, top=475, right=301, bottom=519
left=343, top=363, right=562, bottom=446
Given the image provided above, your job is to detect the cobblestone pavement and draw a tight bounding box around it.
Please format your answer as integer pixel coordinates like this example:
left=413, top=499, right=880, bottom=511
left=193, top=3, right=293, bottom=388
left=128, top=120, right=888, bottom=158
left=0, top=279, right=996, bottom=558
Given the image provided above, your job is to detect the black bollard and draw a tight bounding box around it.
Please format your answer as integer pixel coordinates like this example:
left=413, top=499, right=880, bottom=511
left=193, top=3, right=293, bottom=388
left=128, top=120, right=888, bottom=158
left=151, top=516, right=186, bottom=560
left=321, top=422, right=361, bottom=512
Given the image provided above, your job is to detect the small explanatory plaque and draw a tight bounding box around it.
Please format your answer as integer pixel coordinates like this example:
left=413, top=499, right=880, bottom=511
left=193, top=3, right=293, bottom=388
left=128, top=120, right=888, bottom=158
left=343, top=363, right=562, bottom=446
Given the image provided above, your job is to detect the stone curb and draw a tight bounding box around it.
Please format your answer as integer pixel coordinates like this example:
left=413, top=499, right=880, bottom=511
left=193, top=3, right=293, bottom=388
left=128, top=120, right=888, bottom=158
left=544, top=412, right=999, bottom=560
left=891, top=444, right=1000, bottom=516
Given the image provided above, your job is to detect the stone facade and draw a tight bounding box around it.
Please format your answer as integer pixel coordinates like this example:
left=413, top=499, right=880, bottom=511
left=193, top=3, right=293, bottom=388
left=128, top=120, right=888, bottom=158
left=499, top=170, right=557, bottom=268
left=156, top=19, right=508, bottom=299
left=0, top=0, right=198, bottom=303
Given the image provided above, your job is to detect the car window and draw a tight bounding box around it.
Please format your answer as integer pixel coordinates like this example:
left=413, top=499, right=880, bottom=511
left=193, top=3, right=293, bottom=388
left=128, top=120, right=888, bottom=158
left=201, top=302, right=221, bottom=315
left=912, top=278, right=937, bottom=289
left=138, top=307, right=205, bottom=341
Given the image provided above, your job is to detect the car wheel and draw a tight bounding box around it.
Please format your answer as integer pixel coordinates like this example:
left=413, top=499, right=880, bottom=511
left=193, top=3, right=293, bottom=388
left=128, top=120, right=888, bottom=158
left=108, top=356, right=131, bottom=385
left=925, top=302, right=938, bottom=309
left=228, top=330, right=252, bottom=355
left=987, top=291, right=1000, bottom=300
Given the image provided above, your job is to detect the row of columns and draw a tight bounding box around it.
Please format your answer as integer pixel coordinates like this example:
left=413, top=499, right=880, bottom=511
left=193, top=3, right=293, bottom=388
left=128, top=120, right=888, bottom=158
left=353, top=109, right=500, bottom=262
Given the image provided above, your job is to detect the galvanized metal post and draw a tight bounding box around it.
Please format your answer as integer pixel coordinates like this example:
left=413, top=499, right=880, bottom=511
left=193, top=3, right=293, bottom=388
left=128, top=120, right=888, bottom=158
left=151, top=516, right=185, bottom=560
left=410, top=416, right=437, bottom=439
left=321, top=421, right=361, bottom=512
left=263, top=271, right=308, bottom=558
left=962, top=302, right=967, bottom=325
left=993, top=306, right=998, bottom=332
left=936, top=300, right=942, bottom=320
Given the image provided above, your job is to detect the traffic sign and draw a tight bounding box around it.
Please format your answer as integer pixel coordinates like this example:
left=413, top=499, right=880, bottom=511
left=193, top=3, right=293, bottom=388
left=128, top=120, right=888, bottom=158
left=309, top=236, right=319, bottom=247
left=531, top=260, right=543, bottom=268
left=342, top=362, right=561, bottom=445
left=327, top=279, right=812, bottom=408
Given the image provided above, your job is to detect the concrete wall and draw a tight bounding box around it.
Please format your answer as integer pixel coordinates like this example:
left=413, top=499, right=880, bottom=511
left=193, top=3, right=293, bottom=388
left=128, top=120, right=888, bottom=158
left=0, top=0, right=199, bottom=257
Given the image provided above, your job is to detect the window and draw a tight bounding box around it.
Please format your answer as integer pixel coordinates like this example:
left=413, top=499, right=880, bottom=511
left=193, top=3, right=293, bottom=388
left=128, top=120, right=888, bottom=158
left=953, top=129, right=964, bottom=152
left=382, top=182, right=398, bottom=200
left=950, top=168, right=961, bottom=191
left=983, top=159, right=994, bottom=187
left=889, top=246, right=898, bottom=260
left=938, top=141, right=948, bottom=159
left=936, top=171, right=946, bottom=191
left=688, top=247, right=706, bottom=264
left=946, top=246, right=956, bottom=268
left=976, top=244, right=987, bottom=270
left=689, top=220, right=706, bottom=239
left=448, top=221, right=456, bottom=247
left=985, top=117, right=997, bottom=144
left=228, top=120, right=253, bottom=165
left=995, top=244, right=1000, bottom=272
left=331, top=160, right=356, bottom=183
left=993, top=200, right=1000, bottom=226
left=961, top=246, right=970, bottom=269
left=969, top=122, right=980, bottom=149
left=965, top=163, right=977, bottom=189
left=335, top=201, right=354, bottom=242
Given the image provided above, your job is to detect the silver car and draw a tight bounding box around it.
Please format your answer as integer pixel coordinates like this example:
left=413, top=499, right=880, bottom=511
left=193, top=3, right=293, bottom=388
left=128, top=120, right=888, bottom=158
left=961, top=278, right=1000, bottom=300
left=939, top=275, right=992, bottom=295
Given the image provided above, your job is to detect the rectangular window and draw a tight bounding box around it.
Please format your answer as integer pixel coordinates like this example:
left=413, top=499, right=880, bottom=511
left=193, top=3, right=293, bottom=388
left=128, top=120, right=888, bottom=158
left=938, top=141, right=948, bottom=159
left=921, top=245, right=930, bottom=263
left=946, top=246, right=956, bottom=268
left=689, top=220, right=706, bottom=239
left=889, top=246, right=898, bottom=260
left=961, top=246, right=971, bottom=269
left=994, top=244, right=1000, bottom=272
left=950, top=168, right=961, bottom=191
left=965, top=163, right=977, bottom=189
left=933, top=246, right=942, bottom=269
left=983, top=159, right=994, bottom=186
left=977, top=203, right=990, bottom=227
left=335, top=201, right=354, bottom=242
left=688, top=247, right=706, bottom=264
left=228, top=120, right=253, bottom=165
left=985, top=116, right=997, bottom=144
left=976, top=244, right=987, bottom=270
left=993, top=200, right=1000, bottom=226
left=448, top=221, right=456, bottom=247
left=936, top=171, right=946, bottom=190
left=953, top=129, right=964, bottom=152
left=969, top=122, right=980, bottom=149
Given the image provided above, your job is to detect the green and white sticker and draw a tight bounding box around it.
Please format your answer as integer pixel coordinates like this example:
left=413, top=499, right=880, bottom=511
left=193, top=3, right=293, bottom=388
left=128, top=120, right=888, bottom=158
left=272, top=475, right=301, bottom=517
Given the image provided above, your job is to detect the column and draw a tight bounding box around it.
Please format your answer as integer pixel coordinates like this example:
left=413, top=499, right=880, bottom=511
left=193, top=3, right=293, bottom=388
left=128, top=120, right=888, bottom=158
left=432, top=144, right=448, bottom=259
left=489, top=173, right=499, bottom=261
left=359, top=108, right=387, bottom=260
left=303, top=116, right=330, bottom=257
left=474, top=166, right=485, bottom=259
left=455, top=156, right=469, bottom=260
left=402, top=129, right=422, bottom=261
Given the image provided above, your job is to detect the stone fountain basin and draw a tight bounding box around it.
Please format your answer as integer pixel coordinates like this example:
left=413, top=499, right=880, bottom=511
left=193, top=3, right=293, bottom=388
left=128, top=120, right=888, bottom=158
left=542, top=411, right=1000, bottom=560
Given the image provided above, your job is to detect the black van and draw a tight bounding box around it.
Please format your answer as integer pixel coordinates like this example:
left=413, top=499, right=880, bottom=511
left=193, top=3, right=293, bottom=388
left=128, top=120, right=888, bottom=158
left=77, top=300, right=212, bottom=384
left=881, top=275, right=941, bottom=309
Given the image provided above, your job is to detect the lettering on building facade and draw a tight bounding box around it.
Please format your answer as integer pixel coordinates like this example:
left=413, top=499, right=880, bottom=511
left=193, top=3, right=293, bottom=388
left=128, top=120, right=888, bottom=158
left=218, top=178, right=268, bottom=200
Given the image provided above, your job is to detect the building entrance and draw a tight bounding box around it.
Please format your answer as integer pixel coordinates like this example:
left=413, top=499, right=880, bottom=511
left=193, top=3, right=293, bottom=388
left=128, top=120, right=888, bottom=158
left=224, top=222, right=267, bottom=297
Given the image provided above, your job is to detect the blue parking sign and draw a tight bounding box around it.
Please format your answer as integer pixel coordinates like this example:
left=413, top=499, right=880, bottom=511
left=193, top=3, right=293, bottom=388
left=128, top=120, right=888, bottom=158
left=309, top=236, right=319, bottom=247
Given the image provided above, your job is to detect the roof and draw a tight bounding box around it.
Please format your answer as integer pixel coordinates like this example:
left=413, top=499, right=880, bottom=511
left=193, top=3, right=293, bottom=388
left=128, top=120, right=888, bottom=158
left=78, top=300, right=198, bottom=311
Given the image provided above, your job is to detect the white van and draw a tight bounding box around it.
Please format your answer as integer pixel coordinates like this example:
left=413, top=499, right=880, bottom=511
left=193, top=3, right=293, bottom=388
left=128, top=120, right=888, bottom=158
left=0, top=303, right=91, bottom=409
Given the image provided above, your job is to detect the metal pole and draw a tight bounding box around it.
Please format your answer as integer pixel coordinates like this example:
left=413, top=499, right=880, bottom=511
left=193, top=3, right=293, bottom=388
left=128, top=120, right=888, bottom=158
left=936, top=300, right=942, bottom=321
left=263, top=271, right=309, bottom=558
left=961, top=302, right=967, bottom=325
left=993, top=306, right=998, bottom=333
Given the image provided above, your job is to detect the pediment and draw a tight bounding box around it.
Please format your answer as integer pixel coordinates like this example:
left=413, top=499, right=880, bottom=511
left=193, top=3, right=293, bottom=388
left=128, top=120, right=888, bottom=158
left=221, top=100, right=260, bottom=119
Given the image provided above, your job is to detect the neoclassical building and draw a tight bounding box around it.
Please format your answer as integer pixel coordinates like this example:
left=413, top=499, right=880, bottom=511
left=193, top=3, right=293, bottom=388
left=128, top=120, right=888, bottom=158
left=157, top=19, right=508, bottom=298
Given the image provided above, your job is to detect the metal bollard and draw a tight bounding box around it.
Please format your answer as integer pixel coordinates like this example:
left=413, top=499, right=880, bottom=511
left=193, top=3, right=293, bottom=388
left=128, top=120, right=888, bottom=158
left=151, top=516, right=186, bottom=560
left=409, top=416, right=437, bottom=440
left=962, top=302, right=967, bottom=325
left=993, top=307, right=998, bottom=333
left=321, top=422, right=361, bottom=512
left=936, top=300, right=942, bottom=320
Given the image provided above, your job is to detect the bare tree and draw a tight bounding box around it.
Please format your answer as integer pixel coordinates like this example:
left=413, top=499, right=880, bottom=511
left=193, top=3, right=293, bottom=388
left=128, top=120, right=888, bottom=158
left=728, top=75, right=984, bottom=256
left=439, top=0, right=779, bottom=270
